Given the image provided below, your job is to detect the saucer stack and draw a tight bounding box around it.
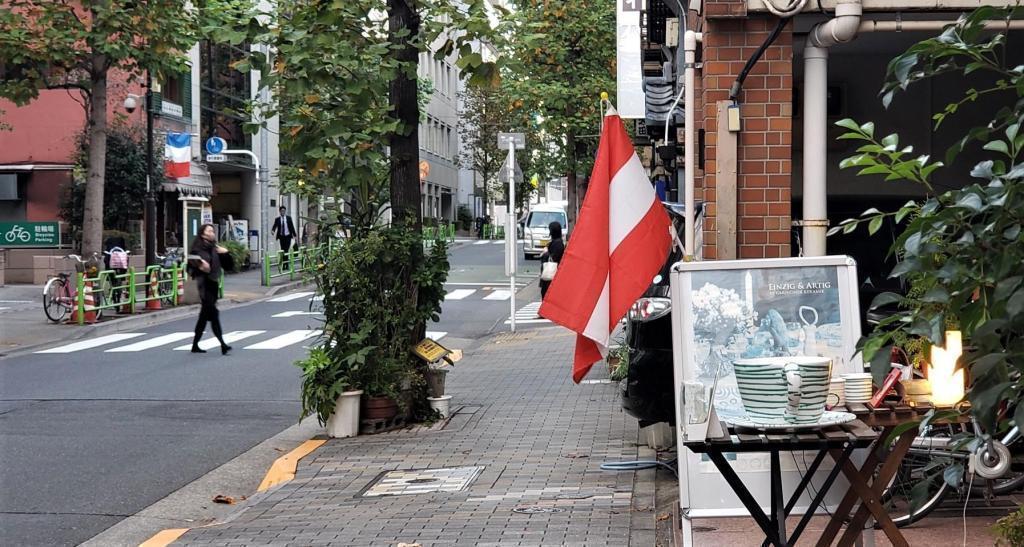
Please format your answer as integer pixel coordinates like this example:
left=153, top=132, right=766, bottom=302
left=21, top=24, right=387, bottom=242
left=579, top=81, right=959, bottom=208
left=843, top=373, right=873, bottom=404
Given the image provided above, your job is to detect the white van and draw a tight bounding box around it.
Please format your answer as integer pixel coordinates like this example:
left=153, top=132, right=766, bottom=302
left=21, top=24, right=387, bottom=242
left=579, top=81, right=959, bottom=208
left=522, top=204, right=568, bottom=260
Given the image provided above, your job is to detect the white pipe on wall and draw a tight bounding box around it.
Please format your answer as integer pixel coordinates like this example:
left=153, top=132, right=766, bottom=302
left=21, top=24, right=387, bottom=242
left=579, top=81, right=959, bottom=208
left=683, top=30, right=702, bottom=257
left=802, top=0, right=863, bottom=256
left=859, top=19, right=1024, bottom=33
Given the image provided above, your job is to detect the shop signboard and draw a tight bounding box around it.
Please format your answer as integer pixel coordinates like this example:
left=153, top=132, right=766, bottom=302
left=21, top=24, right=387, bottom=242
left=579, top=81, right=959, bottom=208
left=0, top=221, right=60, bottom=247
left=670, top=256, right=864, bottom=542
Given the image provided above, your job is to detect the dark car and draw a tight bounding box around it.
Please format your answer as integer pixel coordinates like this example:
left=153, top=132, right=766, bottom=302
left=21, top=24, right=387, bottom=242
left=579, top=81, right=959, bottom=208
left=619, top=202, right=700, bottom=427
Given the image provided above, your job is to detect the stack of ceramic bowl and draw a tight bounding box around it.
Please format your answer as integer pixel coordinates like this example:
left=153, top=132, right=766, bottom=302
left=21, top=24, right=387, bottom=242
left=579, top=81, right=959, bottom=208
left=843, top=373, right=873, bottom=404
left=828, top=378, right=846, bottom=408
left=903, top=379, right=932, bottom=405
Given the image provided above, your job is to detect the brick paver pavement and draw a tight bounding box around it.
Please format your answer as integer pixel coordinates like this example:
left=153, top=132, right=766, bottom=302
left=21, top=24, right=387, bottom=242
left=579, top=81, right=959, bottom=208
left=173, top=327, right=641, bottom=547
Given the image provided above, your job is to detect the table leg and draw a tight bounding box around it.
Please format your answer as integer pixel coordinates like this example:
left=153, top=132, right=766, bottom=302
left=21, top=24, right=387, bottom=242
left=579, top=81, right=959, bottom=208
left=837, top=430, right=915, bottom=547
left=762, top=450, right=828, bottom=547
left=771, top=451, right=788, bottom=546
left=707, top=451, right=782, bottom=546
left=816, top=428, right=892, bottom=547
left=790, top=444, right=854, bottom=546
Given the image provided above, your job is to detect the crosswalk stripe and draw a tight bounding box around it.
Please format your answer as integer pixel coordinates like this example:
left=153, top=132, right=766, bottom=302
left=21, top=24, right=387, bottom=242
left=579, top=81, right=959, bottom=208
left=426, top=331, right=447, bottom=341
left=491, top=241, right=505, bottom=245
left=444, top=289, right=476, bottom=301
left=504, top=318, right=551, bottom=324
left=445, top=282, right=528, bottom=287
left=309, top=295, right=324, bottom=301
left=244, top=329, right=322, bottom=350
left=272, top=311, right=323, bottom=318
left=268, top=291, right=315, bottom=302
left=106, top=332, right=194, bottom=352
left=473, top=240, right=490, bottom=246
left=175, top=330, right=266, bottom=351
left=483, top=289, right=512, bottom=301
left=36, top=333, right=147, bottom=354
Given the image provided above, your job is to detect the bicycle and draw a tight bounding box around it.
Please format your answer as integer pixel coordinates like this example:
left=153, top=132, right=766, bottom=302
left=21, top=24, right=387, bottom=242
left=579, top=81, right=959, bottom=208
left=156, top=249, right=183, bottom=307
left=42, top=253, right=106, bottom=322
left=880, top=409, right=1024, bottom=527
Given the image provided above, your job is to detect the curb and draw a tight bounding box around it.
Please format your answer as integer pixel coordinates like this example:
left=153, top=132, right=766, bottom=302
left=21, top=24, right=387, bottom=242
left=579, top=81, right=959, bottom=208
left=138, top=435, right=328, bottom=547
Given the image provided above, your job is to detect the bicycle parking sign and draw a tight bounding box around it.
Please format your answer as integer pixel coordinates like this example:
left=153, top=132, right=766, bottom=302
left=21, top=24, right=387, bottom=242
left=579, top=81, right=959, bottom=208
left=0, top=221, right=60, bottom=247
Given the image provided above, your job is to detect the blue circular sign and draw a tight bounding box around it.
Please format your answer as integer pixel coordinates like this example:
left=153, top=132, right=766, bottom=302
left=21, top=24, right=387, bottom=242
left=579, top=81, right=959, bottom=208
left=205, top=137, right=226, bottom=155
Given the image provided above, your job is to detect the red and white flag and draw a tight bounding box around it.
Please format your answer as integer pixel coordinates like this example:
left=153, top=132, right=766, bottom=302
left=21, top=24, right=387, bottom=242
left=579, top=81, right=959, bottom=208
left=539, top=108, right=672, bottom=383
left=164, top=132, right=191, bottom=178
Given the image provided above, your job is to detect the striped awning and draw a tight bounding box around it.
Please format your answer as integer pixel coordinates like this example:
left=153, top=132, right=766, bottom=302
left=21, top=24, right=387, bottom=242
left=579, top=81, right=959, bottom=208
left=161, top=161, right=212, bottom=198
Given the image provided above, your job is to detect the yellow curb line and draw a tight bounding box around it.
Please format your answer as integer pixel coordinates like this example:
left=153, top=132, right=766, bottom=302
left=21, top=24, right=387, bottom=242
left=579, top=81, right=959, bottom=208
left=137, top=438, right=327, bottom=547
left=139, top=528, right=188, bottom=547
left=258, top=439, right=326, bottom=492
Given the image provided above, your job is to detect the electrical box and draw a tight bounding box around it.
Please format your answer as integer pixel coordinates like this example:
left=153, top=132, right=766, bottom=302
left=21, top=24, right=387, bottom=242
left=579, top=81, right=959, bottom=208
left=727, top=105, right=741, bottom=132
left=666, top=18, right=679, bottom=48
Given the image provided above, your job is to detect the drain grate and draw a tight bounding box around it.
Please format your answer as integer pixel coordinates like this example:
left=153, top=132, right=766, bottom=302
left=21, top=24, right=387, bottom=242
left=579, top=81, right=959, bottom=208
left=512, top=506, right=566, bottom=514
left=361, top=466, right=484, bottom=497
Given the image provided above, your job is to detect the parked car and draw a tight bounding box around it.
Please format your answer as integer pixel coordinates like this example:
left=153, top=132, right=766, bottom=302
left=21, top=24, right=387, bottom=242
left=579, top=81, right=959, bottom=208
left=619, top=202, right=700, bottom=427
left=522, top=204, right=568, bottom=260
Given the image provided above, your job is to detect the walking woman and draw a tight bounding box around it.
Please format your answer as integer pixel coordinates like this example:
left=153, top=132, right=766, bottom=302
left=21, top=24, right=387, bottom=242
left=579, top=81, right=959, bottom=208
left=539, top=221, right=565, bottom=301
left=189, top=224, right=232, bottom=355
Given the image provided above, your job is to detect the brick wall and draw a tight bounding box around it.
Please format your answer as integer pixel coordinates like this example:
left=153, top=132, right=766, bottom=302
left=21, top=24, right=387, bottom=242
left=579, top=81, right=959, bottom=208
left=696, top=15, right=793, bottom=259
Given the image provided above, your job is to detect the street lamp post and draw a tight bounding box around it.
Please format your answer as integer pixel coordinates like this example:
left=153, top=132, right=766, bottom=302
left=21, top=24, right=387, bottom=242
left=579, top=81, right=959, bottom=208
left=125, top=73, right=158, bottom=267
left=144, top=73, right=157, bottom=267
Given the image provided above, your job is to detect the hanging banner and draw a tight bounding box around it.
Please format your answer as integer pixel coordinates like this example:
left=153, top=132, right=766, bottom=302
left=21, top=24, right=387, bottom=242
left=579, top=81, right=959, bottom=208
left=616, top=0, right=646, bottom=119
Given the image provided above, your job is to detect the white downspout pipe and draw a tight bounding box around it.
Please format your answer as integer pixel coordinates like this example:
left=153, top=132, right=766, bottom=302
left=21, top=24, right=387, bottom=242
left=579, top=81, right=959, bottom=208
left=802, top=0, right=862, bottom=257
left=683, top=30, right=702, bottom=257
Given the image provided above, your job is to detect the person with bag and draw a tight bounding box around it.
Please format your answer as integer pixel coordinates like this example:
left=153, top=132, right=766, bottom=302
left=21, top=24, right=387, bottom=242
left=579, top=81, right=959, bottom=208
left=538, top=220, right=564, bottom=303
left=188, top=224, right=232, bottom=355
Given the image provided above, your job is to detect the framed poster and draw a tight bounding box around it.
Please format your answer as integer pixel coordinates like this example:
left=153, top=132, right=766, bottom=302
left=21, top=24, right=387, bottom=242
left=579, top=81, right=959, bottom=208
left=669, top=256, right=865, bottom=535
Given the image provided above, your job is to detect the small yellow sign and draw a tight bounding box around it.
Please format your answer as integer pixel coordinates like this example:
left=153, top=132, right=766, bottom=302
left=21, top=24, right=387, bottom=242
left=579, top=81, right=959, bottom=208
left=413, top=338, right=450, bottom=363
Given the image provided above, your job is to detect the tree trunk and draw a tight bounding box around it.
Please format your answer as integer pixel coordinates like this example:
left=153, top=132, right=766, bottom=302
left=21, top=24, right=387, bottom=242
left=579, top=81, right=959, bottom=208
left=387, top=0, right=422, bottom=232
left=82, top=57, right=108, bottom=256
left=566, top=132, right=578, bottom=225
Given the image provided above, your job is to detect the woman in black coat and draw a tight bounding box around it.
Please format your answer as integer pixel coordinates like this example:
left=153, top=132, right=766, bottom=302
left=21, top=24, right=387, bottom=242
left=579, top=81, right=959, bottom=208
left=539, top=221, right=565, bottom=300
left=189, top=224, right=232, bottom=355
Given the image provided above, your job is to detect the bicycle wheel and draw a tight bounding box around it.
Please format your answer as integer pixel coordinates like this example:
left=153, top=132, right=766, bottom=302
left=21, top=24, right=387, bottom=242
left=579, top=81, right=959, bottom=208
left=160, top=271, right=176, bottom=307
left=879, top=427, right=957, bottom=527
left=43, top=278, right=69, bottom=323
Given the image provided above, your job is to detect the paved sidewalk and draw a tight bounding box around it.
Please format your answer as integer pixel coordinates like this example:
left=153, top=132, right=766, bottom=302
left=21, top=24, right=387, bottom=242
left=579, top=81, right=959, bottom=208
left=172, top=327, right=645, bottom=546
left=0, top=267, right=308, bottom=356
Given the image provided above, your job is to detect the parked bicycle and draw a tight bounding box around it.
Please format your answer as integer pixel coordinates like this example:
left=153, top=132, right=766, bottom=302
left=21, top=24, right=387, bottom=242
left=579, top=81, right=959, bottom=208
left=42, top=253, right=105, bottom=322
left=880, top=403, right=1024, bottom=527
left=156, top=248, right=184, bottom=307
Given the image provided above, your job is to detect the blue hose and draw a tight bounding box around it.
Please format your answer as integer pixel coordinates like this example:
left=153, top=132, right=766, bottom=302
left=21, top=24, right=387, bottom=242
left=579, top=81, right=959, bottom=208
left=600, top=459, right=678, bottom=477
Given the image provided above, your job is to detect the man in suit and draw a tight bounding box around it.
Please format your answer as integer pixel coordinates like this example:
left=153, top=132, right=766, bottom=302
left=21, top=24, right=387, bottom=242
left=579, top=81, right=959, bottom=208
left=271, top=206, right=297, bottom=270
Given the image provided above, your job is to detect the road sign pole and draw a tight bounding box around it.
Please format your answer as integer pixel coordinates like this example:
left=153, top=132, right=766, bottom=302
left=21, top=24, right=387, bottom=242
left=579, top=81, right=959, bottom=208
left=508, top=145, right=516, bottom=333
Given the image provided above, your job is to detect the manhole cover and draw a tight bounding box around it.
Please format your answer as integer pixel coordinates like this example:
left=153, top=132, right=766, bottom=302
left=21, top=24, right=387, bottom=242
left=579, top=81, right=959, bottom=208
left=512, top=506, right=566, bottom=514
left=361, top=466, right=484, bottom=497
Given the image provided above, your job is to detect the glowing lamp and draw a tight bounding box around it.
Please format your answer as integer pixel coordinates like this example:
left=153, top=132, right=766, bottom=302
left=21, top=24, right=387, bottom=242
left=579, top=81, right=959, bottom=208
left=929, top=330, right=965, bottom=406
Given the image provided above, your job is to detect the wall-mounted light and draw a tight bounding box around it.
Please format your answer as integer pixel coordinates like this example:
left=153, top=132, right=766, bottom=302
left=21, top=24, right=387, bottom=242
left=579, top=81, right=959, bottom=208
left=929, top=330, right=965, bottom=406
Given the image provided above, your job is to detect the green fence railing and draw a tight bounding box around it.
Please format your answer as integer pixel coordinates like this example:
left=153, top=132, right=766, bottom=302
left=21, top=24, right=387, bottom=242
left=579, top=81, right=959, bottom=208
left=71, top=263, right=183, bottom=324
left=262, top=242, right=330, bottom=286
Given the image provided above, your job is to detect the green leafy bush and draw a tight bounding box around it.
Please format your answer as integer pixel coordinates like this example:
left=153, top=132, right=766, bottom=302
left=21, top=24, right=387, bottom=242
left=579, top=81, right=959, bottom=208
left=994, top=505, right=1024, bottom=547
left=221, top=240, right=249, bottom=273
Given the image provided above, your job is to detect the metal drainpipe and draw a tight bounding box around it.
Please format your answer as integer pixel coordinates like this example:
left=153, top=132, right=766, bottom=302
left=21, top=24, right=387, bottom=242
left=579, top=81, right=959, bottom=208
left=802, top=0, right=862, bottom=257
left=683, top=30, right=702, bottom=257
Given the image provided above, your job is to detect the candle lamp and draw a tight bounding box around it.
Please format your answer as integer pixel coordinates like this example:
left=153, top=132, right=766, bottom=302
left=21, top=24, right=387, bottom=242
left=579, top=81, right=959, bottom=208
left=928, top=330, right=966, bottom=407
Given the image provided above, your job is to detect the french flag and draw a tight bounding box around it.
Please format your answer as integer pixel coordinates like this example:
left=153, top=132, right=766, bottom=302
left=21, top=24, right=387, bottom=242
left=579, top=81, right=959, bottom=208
left=164, top=132, right=191, bottom=178
left=539, top=107, right=672, bottom=383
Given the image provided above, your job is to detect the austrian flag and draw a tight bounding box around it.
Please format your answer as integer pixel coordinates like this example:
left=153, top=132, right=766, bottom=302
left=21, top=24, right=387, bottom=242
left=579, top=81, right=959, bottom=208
left=539, top=107, right=672, bottom=383
left=164, top=132, right=191, bottom=178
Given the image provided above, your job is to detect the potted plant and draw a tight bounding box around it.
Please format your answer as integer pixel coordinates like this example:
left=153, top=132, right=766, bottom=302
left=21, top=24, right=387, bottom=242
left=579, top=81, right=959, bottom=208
left=296, top=345, right=363, bottom=438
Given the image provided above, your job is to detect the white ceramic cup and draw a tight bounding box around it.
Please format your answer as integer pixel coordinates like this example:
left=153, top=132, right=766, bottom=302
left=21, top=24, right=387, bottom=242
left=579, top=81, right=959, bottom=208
left=733, top=357, right=833, bottom=424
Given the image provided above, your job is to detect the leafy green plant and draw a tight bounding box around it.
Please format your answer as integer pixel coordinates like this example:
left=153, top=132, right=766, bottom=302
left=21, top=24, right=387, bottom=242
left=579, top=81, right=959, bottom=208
left=993, top=505, right=1024, bottom=547
left=827, top=7, right=1024, bottom=445
left=221, top=241, right=249, bottom=273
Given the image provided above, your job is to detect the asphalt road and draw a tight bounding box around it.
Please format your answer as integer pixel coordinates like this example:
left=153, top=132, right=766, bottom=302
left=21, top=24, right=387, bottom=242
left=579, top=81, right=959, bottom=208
left=0, top=238, right=546, bottom=546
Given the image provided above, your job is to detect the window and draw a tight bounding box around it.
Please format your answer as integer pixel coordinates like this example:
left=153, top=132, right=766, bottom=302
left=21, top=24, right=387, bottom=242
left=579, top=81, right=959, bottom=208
left=446, top=126, right=453, bottom=159
left=200, top=40, right=252, bottom=150
left=0, top=174, right=19, bottom=200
